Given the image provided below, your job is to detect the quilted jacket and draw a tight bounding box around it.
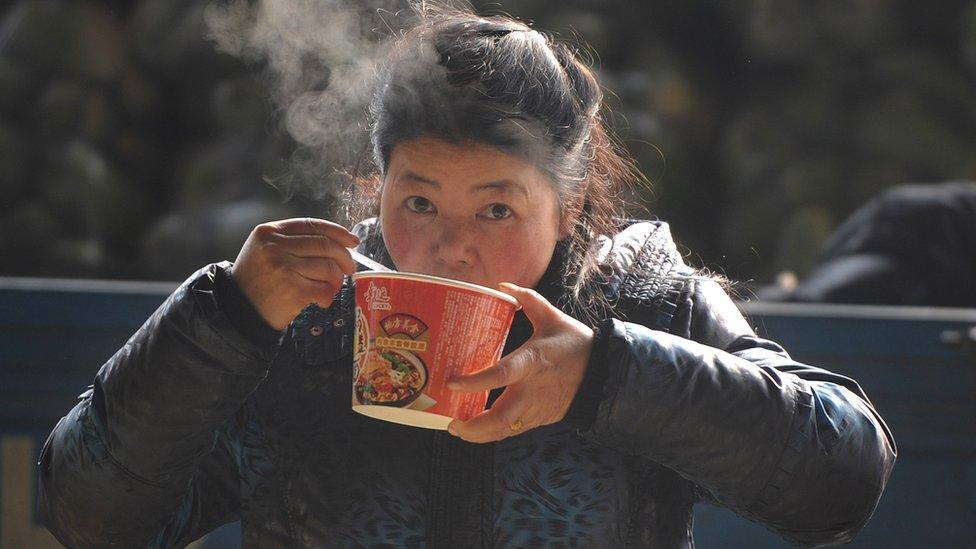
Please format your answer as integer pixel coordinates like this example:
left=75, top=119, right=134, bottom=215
left=37, top=220, right=896, bottom=547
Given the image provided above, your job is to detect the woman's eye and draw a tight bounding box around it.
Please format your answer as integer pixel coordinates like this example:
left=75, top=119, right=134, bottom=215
left=405, top=196, right=435, bottom=214
left=481, top=203, right=512, bottom=220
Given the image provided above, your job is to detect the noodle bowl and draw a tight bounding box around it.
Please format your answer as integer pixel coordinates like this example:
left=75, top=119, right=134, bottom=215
left=352, top=271, right=518, bottom=430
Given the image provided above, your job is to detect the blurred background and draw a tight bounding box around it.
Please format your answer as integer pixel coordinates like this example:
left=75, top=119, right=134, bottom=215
left=2, top=0, right=975, bottom=287
left=2, top=2, right=975, bottom=547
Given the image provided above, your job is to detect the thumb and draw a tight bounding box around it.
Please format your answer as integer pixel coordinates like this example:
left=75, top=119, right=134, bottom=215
left=497, top=282, right=557, bottom=326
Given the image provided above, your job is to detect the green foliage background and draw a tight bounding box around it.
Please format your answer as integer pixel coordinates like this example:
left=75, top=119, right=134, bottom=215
left=2, top=0, right=974, bottom=285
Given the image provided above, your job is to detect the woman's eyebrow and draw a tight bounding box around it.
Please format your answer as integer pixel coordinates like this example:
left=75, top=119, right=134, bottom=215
left=399, top=171, right=528, bottom=199
left=472, top=180, right=529, bottom=198
left=400, top=171, right=441, bottom=188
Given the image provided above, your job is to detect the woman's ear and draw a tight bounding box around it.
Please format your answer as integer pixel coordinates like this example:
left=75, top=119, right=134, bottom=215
left=558, top=213, right=576, bottom=240
left=558, top=190, right=587, bottom=239
left=357, top=174, right=384, bottom=216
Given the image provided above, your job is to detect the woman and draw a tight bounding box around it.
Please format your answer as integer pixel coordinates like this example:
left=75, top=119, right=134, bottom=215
left=38, top=6, right=895, bottom=548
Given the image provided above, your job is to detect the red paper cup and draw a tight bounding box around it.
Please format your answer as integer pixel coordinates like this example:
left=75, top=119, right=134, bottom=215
left=351, top=271, right=519, bottom=430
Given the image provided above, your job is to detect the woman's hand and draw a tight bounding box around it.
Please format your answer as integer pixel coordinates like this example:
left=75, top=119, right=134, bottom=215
left=228, top=218, right=359, bottom=331
left=446, top=283, right=595, bottom=443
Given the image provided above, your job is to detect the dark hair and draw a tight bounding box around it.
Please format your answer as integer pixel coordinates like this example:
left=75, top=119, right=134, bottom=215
left=360, top=4, right=649, bottom=317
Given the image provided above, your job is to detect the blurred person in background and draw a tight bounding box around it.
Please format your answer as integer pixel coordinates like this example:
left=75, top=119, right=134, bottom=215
left=761, top=181, right=976, bottom=307
left=36, top=3, right=895, bottom=547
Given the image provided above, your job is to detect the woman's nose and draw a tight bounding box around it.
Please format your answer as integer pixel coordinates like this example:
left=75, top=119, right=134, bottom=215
left=430, top=218, right=476, bottom=266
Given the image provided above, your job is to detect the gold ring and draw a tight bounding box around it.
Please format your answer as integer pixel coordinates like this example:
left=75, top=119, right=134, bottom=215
left=509, top=418, right=523, bottom=432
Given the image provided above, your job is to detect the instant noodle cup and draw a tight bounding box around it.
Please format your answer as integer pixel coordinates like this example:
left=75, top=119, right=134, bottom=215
left=351, top=271, right=519, bottom=430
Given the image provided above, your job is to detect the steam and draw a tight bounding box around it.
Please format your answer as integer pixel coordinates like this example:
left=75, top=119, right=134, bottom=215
left=201, top=0, right=567, bottom=219
left=203, top=0, right=411, bottom=203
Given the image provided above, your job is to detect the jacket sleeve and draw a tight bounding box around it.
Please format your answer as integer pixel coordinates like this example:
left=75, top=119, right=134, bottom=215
left=37, top=262, right=279, bottom=547
left=571, top=277, right=897, bottom=547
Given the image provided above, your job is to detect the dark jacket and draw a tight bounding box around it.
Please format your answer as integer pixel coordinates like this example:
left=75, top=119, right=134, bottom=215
left=37, top=220, right=896, bottom=548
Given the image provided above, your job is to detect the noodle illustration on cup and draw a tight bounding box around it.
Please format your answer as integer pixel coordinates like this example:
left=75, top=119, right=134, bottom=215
left=351, top=272, right=519, bottom=430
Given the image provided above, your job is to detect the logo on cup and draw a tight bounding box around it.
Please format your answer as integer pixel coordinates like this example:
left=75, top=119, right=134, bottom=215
left=365, top=282, right=391, bottom=311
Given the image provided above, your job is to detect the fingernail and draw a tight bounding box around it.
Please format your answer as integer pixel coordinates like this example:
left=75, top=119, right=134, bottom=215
left=446, top=380, right=460, bottom=390
left=447, top=423, right=458, bottom=436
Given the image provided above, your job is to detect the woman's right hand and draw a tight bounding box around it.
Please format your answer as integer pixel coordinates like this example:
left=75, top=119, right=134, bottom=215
left=228, top=218, right=360, bottom=331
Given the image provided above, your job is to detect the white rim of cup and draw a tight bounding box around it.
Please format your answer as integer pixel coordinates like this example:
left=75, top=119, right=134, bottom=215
left=351, top=271, right=520, bottom=307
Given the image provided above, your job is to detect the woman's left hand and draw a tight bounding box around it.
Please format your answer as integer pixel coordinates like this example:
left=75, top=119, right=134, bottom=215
left=446, top=282, right=595, bottom=443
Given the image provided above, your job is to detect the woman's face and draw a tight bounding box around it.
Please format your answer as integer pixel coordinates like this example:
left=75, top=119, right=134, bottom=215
left=380, top=137, right=564, bottom=289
